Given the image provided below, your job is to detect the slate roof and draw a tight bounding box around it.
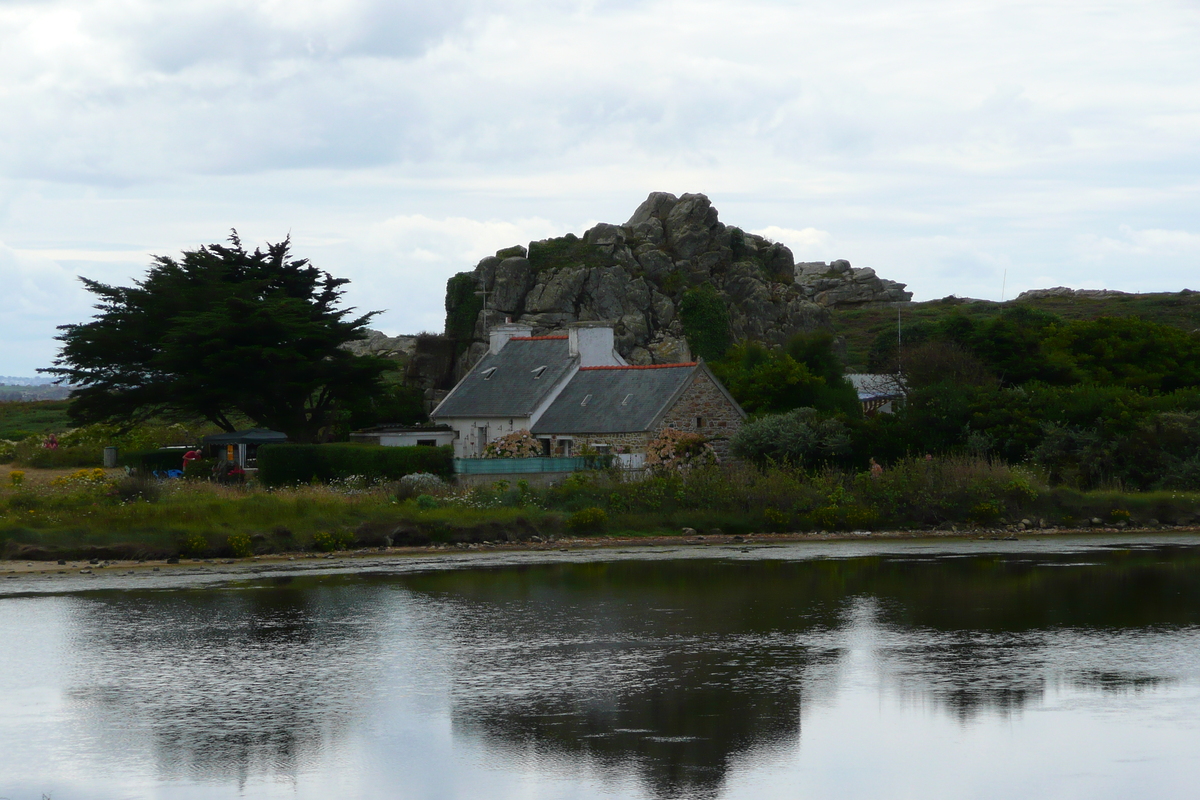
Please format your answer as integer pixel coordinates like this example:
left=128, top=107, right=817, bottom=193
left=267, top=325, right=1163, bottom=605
left=846, top=373, right=906, bottom=400
left=433, top=337, right=576, bottom=418
left=531, top=364, right=699, bottom=434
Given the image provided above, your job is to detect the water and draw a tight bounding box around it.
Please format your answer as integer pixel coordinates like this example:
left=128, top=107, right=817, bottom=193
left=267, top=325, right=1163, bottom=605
left=3, top=536, right=1200, bottom=799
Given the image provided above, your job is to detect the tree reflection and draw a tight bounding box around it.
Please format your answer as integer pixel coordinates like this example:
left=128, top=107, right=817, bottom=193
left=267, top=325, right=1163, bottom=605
left=64, top=578, right=383, bottom=784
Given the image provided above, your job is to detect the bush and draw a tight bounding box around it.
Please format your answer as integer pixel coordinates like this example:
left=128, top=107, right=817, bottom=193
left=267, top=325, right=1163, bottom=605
left=312, top=529, right=354, bottom=552
left=183, top=458, right=216, bottom=480
left=22, top=445, right=103, bottom=468
left=566, top=506, right=608, bottom=533
left=389, top=472, right=449, bottom=500
left=257, top=443, right=453, bottom=487
left=415, top=494, right=439, bottom=510
left=227, top=531, right=253, bottom=558
left=181, top=531, right=208, bottom=556
left=678, top=284, right=731, bottom=361
left=732, top=408, right=851, bottom=468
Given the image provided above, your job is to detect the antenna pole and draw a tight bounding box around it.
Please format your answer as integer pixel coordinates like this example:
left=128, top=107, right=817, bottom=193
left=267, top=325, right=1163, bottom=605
left=1001, top=269, right=1007, bottom=303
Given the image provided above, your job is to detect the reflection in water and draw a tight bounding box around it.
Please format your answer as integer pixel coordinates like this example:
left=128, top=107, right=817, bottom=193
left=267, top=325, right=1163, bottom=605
left=3, top=540, right=1197, bottom=799
left=64, top=581, right=385, bottom=785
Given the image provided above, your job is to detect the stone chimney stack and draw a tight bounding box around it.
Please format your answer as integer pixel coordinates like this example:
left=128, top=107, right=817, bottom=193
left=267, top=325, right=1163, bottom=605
left=489, top=322, right=533, bottom=354
left=568, top=322, right=625, bottom=367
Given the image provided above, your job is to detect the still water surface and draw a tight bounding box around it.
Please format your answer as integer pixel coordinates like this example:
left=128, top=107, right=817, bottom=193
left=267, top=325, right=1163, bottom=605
left=3, top=536, right=1200, bottom=799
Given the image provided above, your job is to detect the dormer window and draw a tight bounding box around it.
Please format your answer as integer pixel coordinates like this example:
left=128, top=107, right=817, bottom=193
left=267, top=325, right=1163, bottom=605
left=581, top=394, right=592, bottom=406
left=481, top=367, right=497, bottom=380
left=532, top=366, right=548, bottom=379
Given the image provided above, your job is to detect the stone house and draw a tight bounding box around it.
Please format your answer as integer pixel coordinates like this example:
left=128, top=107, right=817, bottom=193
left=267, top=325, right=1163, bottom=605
left=431, top=321, right=746, bottom=463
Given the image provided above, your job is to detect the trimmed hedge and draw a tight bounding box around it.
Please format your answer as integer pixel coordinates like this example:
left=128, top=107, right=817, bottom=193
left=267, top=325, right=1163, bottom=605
left=257, top=443, right=454, bottom=487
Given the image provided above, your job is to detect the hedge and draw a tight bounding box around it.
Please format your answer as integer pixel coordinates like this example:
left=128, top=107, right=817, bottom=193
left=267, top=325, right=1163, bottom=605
left=257, top=443, right=454, bottom=487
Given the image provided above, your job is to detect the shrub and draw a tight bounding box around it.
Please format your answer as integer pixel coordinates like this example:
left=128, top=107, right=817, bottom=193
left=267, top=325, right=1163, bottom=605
left=645, top=428, right=717, bottom=474
left=415, top=494, right=439, bottom=510
left=390, top=472, right=449, bottom=500
left=732, top=408, right=851, bottom=468
left=312, top=529, right=354, bottom=552
left=183, top=458, right=216, bottom=480
left=9, top=470, right=24, bottom=486
left=678, top=283, right=731, bottom=360
left=227, top=531, right=253, bottom=558
left=181, top=531, right=209, bottom=556
left=484, top=430, right=542, bottom=458
left=257, top=443, right=453, bottom=487
left=22, top=445, right=103, bottom=468
left=566, top=506, right=608, bottom=533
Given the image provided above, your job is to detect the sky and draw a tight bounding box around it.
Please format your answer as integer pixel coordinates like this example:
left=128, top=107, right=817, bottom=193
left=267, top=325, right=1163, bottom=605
left=1, top=0, right=1199, bottom=376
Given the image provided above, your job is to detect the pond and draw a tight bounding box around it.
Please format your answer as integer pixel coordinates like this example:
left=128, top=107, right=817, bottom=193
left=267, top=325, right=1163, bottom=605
left=2, top=535, right=1200, bottom=799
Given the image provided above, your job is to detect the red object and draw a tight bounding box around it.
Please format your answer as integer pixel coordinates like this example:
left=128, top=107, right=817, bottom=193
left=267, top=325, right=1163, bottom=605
left=182, top=449, right=202, bottom=470
left=579, top=363, right=697, bottom=371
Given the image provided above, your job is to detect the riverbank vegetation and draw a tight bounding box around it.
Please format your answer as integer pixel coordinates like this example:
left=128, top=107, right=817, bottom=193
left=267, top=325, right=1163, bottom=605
left=3, top=458, right=1197, bottom=561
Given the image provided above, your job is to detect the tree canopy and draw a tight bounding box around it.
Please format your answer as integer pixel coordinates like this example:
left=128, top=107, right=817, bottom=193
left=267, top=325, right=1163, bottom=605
left=45, top=232, right=392, bottom=443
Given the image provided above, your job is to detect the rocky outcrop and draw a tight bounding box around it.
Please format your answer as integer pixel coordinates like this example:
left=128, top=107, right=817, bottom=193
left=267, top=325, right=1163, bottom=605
left=340, top=330, right=418, bottom=360
left=795, top=260, right=913, bottom=305
left=1015, top=287, right=1129, bottom=301
left=449, top=192, right=911, bottom=371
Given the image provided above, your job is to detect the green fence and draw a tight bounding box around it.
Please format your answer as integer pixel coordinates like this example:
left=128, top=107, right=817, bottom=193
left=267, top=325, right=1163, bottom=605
left=454, top=457, right=590, bottom=475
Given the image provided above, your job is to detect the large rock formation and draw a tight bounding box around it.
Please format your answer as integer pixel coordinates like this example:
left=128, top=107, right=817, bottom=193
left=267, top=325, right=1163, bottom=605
left=1015, top=287, right=1129, bottom=301
left=446, top=192, right=912, bottom=373
left=795, top=260, right=913, bottom=305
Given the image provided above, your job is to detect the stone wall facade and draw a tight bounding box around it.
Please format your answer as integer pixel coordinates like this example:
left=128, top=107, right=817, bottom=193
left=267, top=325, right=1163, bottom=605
left=658, top=369, right=745, bottom=461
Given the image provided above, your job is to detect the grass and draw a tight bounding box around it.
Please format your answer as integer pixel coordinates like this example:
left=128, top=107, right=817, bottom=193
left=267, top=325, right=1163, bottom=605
left=0, top=400, right=72, bottom=441
left=832, top=291, right=1200, bottom=372
left=3, top=458, right=1198, bottom=561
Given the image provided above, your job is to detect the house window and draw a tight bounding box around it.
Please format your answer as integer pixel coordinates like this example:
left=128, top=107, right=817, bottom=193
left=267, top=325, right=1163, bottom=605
left=556, top=439, right=573, bottom=457
left=416, top=439, right=437, bottom=447
left=532, top=366, right=548, bottom=379
left=695, top=417, right=704, bottom=428
left=482, top=367, right=497, bottom=380
left=537, top=438, right=552, bottom=456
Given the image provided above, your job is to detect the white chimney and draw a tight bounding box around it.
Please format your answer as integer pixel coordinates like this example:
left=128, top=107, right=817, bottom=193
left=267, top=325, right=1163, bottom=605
left=489, top=322, right=533, bottom=354
left=568, top=322, right=625, bottom=367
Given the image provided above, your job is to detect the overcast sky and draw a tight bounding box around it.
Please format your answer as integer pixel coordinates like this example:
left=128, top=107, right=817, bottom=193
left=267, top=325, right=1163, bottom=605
left=2, top=0, right=1199, bottom=375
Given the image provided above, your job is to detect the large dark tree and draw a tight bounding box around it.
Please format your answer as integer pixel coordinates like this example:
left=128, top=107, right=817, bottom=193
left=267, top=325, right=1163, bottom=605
left=44, top=232, right=392, bottom=443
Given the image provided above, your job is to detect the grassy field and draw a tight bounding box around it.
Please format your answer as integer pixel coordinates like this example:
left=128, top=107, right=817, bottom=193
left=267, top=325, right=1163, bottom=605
left=0, top=400, right=72, bottom=441
left=832, top=291, right=1200, bottom=372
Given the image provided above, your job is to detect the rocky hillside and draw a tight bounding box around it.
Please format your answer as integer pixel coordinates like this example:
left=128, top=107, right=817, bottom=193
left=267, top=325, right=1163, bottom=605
left=446, top=192, right=912, bottom=370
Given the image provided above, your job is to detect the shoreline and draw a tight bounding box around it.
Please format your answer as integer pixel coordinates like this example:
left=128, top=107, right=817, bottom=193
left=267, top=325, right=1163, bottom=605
left=4, top=525, right=1198, bottom=579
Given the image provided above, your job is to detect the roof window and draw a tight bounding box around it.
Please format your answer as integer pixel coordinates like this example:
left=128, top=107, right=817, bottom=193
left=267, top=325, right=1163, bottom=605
left=581, top=394, right=592, bottom=406
left=532, top=365, right=548, bottom=379
left=621, top=393, right=632, bottom=406
left=481, top=367, right=497, bottom=380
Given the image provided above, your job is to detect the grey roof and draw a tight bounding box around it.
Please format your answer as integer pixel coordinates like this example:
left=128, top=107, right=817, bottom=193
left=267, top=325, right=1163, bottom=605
left=846, top=373, right=906, bottom=400
left=531, top=364, right=699, bottom=434
left=202, top=428, right=288, bottom=445
left=433, top=337, right=576, bottom=418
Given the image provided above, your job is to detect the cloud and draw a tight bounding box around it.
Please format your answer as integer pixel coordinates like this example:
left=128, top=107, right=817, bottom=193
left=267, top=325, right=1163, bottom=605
left=1077, top=225, right=1200, bottom=260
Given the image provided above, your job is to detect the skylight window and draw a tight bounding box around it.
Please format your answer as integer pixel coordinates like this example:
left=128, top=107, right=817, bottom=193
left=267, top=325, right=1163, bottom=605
left=621, top=394, right=632, bottom=406
left=532, top=365, right=548, bottom=379
left=481, top=367, right=497, bottom=380
left=581, top=394, right=592, bottom=406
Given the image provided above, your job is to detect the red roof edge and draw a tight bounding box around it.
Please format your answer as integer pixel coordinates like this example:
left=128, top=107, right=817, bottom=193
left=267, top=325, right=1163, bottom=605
left=579, top=362, right=698, bottom=371
left=510, top=335, right=569, bottom=341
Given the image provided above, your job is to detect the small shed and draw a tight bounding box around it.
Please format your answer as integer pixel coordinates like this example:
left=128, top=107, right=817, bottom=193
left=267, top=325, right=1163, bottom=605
left=350, top=424, right=455, bottom=448
left=202, top=428, right=288, bottom=468
left=845, top=374, right=906, bottom=415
